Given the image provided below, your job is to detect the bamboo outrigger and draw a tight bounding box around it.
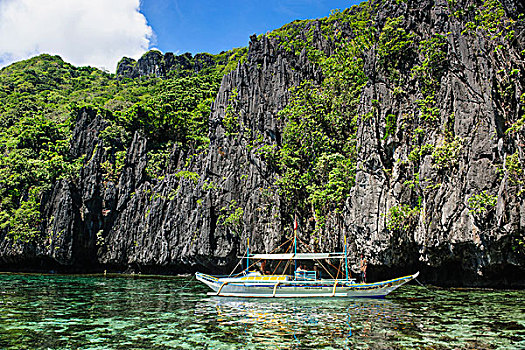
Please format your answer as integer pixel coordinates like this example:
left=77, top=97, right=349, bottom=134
left=196, top=232, right=418, bottom=298
left=196, top=268, right=419, bottom=298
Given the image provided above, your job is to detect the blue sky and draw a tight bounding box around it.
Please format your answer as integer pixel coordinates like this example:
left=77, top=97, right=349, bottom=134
left=141, top=0, right=361, bottom=55
left=0, top=0, right=361, bottom=71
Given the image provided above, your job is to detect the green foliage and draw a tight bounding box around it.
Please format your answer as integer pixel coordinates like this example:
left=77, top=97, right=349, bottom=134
left=377, top=16, right=415, bottom=82
left=403, top=173, right=420, bottom=189
left=145, top=143, right=172, bottom=180
left=214, top=47, right=248, bottom=75
left=267, top=20, right=315, bottom=56
left=408, top=146, right=422, bottom=163
left=461, top=0, right=514, bottom=40
left=276, top=77, right=359, bottom=226
left=0, top=188, right=41, bottom=243
left=266, top=1, right=375, bottom=61
left=386, top=202, right=421, bottom=231
left=201, top=180, right=218, bottom=191
left=0, top=47, right=244, bottom=242
left=0, top=55, right=112, bottom=125
left=118, top=74, right=222, bottom=182
left=223, top=88, right=240, bottom=135
left=100, top=123, right=129, bottom=149
left=160, top=48, right=247, bottom=79
left=96, top=230, right=105, bottom=247
left=324, top=3, right=376, bottom=53
left=410, top=34, right=448, bottom=127
left=101, top=150, right=126, bottom=182
left=218, top=200, right=244, bottom=234
left=432, top=137, right=462, bottom=170
left=468, top=191, right=497, bottom=215
left=408, top=143, right=435, bottom=163
left=119, top=74, right=221, bottom=147
left=264, top=2, right=377, bottom=232
left=506, top=93, right=525, bottom=134
left=0, top=113, right=82, bottom=242
left=412, top=127, right=425, bottom=142
left=411, top=34, right=448, bottom=97
left=175, top=170, right=199, bottom=184
left=307, top=153, right=354, bottom=215
left=505, top=151, right=524, bottom=195
left=384, top=114, right=397, bottom=139
left=273, top=8, right=375, bottom=231
left=506, top=151, right=523, bottom=184
left=416, top=95, right=440, bottom=122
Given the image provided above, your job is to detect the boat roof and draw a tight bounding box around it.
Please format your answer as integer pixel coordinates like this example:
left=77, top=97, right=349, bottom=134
left=240, top=253, right=346, bottom=260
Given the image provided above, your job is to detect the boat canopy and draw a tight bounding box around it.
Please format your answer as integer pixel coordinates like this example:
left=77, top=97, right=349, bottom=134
left=240, top=253, right=346, bottom=260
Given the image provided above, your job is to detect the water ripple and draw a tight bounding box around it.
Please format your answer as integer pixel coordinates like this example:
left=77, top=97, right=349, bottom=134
left=0, top=273, right=523, bottom=349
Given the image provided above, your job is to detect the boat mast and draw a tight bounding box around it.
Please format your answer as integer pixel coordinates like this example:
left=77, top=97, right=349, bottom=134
left=247, top=236, right=250, bottom=272
left=344, top=234, right=349, bottom=281
left=294, top=215, right=297, bottom=275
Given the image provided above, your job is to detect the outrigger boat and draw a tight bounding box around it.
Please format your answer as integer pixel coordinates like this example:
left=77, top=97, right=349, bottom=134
left=196, top=233, right=419, bottom=298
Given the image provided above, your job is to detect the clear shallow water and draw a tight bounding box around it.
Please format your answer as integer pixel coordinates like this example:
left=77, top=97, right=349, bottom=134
left=0, top=274, right=524, bottom=349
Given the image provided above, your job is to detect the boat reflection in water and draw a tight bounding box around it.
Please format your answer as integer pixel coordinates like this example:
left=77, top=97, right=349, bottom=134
left=194, top=296, right=415, bottom=349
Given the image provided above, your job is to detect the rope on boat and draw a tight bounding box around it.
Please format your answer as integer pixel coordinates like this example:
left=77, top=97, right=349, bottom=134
left=175, top=275, right=199, bottom=292
left=237, top=236, right=295, bottom=276
left=414, top=277, right=443, bottom=298
left=270, top=238, right=295, bottom=276
left=295, top=235, right=338, bottom=280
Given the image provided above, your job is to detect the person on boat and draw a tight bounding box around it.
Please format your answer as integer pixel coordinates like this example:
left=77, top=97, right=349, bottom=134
left=359, top=254, right=367, bottom=283
left=257, top=260, right=267, bottom=275
left=314, top=263, right=321, bottom=279
left=296, top=264, right=305, bottom=272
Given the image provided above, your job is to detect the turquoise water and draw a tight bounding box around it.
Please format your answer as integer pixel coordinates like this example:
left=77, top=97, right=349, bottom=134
left=0, top=274, right=524, bottom=349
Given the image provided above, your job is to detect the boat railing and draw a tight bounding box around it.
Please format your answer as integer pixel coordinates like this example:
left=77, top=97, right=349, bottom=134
left=195, top=272, right=220, bottom=284
left=294, top=270, right=317, bottom=281
left=226, top=275, right=289, bottom=282
left=233, top=278, right=358, bottom=286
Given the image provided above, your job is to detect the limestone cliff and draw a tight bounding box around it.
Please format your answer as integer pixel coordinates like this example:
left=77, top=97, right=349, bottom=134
left=1, top=0, right=524, bottom=287
left=116, top=49, right=245, bottom=79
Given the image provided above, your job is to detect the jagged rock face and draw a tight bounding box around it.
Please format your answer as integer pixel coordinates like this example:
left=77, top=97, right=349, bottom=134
left=117, top=51, right=167, bottom=78
left=116, top=51, right=229, bottom=79
left=0, top=108, right=108, bottom=271
left=98, top=34, right=324, bottom=273
left=115, top=57, right=136, bottom=78
left=343, top=0, right=525, bottom=286
left=1, top=0, right=524, bottom=286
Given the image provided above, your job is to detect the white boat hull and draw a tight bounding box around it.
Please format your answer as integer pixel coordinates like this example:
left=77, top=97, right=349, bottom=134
left=196, top=272, right=419, bottom=298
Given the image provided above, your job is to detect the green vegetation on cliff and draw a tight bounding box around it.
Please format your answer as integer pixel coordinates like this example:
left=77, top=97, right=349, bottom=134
left=1, top=0, right=523, bottom=248
left=270, top=3, right=374, bottom=231
left=246, top=0, right=523, bottom=236
left=0, top=50, right=244, bottom=242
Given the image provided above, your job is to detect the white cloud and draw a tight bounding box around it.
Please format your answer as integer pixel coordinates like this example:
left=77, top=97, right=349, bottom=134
left=0, top=0, right=153, bottom=72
